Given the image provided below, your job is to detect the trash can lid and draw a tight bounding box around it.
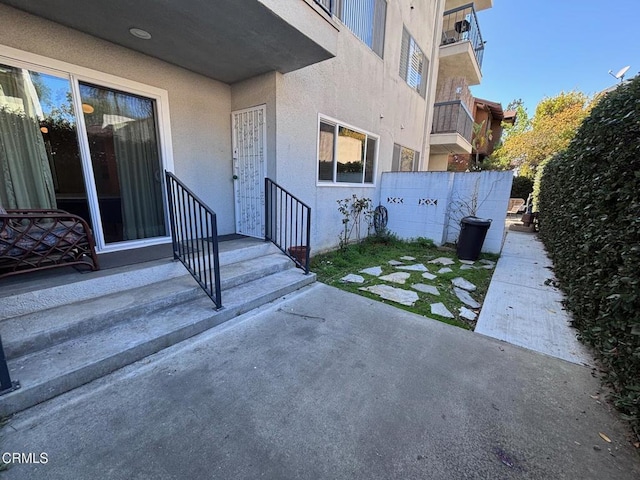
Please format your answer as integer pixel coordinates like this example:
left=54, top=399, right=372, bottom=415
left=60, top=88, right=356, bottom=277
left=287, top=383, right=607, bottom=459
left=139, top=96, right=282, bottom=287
left=461, top=216, right=492, bottom=226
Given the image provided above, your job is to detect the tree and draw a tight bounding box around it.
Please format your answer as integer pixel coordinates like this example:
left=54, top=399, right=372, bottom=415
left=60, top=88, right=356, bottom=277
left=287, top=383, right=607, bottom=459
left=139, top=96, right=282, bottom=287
left=489, top=91, right=593, bottom=178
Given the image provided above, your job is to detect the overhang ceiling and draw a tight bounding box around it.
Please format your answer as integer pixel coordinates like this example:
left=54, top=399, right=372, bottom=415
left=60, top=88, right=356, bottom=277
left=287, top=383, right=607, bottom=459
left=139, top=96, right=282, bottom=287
left=0, top=0, right=336, bottom=84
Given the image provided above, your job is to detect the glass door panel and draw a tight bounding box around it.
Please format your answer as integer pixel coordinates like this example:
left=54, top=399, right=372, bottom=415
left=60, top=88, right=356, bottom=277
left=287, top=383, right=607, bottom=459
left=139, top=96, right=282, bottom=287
left=0, top=63, right=90, bottom=224
left=78, top=83, right=166, bottom=243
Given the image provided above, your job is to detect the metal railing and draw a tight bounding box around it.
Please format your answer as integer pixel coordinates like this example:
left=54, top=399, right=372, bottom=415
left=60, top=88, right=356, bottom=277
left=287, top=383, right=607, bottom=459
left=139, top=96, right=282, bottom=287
left=314, top=0, right=333, bottom=15
left=441, top=3, right=484, bottom=69
left=265, top=178, right=311, bottom=274
left=165, top=171, right=222, bottom=309
left=0, top=334, right=20, bottom=397
left=432, top=100, right=474, bottom=142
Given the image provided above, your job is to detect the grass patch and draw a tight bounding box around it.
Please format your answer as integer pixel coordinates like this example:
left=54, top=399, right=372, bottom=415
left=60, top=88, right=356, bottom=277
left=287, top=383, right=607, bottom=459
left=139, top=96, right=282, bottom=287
left=311, top=236, right=498, bottom=329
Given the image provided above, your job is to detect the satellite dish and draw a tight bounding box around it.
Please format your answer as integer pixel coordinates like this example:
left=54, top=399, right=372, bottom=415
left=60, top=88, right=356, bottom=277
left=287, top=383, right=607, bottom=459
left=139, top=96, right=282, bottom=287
left=608, top=65, right=631, bottom=82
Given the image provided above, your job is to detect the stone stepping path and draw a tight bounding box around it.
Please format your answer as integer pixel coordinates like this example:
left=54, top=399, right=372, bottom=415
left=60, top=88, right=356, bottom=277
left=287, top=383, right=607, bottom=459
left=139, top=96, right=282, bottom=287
left=340, top=251, right=496, bottom=321
left=411, top=284, right=440, bottom=296
left=430, top=302, right=454, bottom=318
left=341, top=274, right=364, bottom=284
left=395, top=263, right=428, bottom=272
left=360, top=284, right=418, bottom=306
left=379, top=272, right=411, bottom=284
left=453, top=287, right=481, bottom=309
left=451, top=277, right=476, bottom=292
left=360, top=266, right=382, bottom=276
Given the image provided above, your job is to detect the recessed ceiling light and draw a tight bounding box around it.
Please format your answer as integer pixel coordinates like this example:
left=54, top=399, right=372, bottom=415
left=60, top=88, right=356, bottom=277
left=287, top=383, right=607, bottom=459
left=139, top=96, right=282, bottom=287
left=129, top=28, right=151, bottom=40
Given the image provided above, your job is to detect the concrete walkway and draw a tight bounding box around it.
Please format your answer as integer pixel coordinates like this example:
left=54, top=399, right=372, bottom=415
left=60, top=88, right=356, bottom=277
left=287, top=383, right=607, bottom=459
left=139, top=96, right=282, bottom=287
left=476, top=231, right=593, bottom=366
left=1, top=283, right=638, bottom=479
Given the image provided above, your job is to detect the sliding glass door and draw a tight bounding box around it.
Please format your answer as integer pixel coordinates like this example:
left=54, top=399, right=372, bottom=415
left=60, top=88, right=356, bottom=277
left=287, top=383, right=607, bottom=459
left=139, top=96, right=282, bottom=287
left=0, top=60, right=167, bottom=250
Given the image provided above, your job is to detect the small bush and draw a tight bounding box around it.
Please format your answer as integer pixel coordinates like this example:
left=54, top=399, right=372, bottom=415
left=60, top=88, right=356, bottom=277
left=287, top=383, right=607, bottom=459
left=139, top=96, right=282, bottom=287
left=510, top=176, right=534, bottom=200
left=538, top=76, right=640, bottom=435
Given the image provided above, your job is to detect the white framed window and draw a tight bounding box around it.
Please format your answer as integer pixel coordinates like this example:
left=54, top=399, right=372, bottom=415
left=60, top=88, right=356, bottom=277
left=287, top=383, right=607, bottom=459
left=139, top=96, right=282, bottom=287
left=391, top=144, right=420, bottom=172
left=400, top=27, right=428, bottom=97
left=0, top=45, right=174, bottom=252
left=317, top=115, right=378, bottom=185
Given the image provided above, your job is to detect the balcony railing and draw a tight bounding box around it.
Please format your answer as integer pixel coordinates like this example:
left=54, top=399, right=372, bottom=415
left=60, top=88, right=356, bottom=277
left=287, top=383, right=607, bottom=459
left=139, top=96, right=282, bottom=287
left=314, top=0, right=333, bottom=14
left=431, top=100, right=474, bottom=142
left=441, top=3, right=484, bottom=69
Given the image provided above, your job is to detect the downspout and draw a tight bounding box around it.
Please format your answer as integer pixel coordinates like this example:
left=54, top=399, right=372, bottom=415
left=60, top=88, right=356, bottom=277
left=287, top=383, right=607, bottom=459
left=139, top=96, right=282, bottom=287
left=420, top=0, right=446, bottom=170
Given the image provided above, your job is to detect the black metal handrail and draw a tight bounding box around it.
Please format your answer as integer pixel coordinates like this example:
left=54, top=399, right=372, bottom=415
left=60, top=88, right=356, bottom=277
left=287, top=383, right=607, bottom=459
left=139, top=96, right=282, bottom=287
left=441, top=3, right=485, bottom=69
left=0, top=334, right=20, bottom=397
left=431, top=100, right=474, bottom=142
left=265, top=178, right=311, bottom=274
left=165, top=171, right=222, bottom=309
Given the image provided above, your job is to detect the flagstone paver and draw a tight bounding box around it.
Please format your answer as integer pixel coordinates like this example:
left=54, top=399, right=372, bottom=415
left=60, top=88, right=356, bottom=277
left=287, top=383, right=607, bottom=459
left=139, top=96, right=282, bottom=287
left=479, top=259, right=496, bottom=266
left=379, top=272, right=411, bottom=284
left=388, top=260, right=404, bottom=266
left=430, top=302, right=454, bottom=318
left=340, top=274, right=365, bottom=284
left=395, top=263, right=428, bottom=272
left=400, top=256, right=416, bottom=261
left=412, top=284, right=440, bottom=296
left=454, top=287, right=481, bottom=309
left=451, top=277, right=477, bottom=292
left=459, top=307, right=477, bottom=321
left=428, top=257, right=455, bottom=266
left=460, top=265, right=474, bottom=271
left=360, top=266, right=383, bottom=277
left=437, top=267, right=453, bottom=274
left=459, top=260, right=475, bottom=265
left=421, top=272, right=437, bottom=280
left=360, top=285, right=419, bottom=306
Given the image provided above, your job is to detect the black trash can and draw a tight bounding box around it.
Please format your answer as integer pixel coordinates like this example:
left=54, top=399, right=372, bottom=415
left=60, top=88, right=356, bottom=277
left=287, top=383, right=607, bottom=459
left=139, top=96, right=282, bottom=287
left=456, top=216, right=492, bottom=261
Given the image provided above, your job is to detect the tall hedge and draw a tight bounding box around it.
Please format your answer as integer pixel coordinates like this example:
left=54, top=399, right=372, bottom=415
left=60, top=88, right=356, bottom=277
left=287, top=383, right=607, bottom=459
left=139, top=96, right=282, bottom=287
left=538, top=76, right=640, bottom=435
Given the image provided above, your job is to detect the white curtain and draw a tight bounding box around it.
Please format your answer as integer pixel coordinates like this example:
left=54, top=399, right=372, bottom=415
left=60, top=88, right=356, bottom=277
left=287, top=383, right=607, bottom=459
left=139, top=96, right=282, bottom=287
left=0, top=67, right=56, bottom=209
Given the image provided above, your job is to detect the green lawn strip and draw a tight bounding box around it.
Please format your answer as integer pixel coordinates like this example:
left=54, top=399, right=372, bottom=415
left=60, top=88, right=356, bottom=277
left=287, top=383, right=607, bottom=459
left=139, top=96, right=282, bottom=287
left=311, top=237, right=498, bottom=330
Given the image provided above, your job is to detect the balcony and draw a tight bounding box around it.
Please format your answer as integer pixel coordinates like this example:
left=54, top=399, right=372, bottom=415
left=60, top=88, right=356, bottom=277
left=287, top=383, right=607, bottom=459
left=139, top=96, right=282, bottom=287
left=430, top=101, right=473, bottom=154
left=439, top=3, right=484, bottom=85
left=0, top=0, right=339, bottom=84
left=445, top=0, right=493, bottom=12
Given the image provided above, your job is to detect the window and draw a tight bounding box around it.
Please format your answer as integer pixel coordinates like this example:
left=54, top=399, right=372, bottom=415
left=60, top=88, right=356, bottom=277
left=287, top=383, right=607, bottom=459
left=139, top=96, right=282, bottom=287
left=335, top=0, right=387, bottom=57
left=391, top=144, right=420, bottom=172
left=0, top=52, right=171, bottom=251
left=318, top=117, right=377, bottom=184
left=400, top=27, right=428, bottom=97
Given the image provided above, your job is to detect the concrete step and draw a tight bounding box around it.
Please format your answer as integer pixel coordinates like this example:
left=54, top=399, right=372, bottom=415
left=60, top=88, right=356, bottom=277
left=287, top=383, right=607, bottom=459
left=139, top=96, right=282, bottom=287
left=0, top=268, right=316, bottom=416
left=1, top=253, right=292, bottom=360
left=1, top=238, right=279, bottom=320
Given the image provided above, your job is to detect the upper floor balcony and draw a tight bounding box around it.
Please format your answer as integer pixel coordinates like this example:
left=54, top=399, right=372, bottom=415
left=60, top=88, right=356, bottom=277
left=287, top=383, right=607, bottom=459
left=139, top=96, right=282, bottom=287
left=0, top=0, right=339, bottom=84
left=430, top=100, right=474, bottom=154
left=445, top=0, right=493, bottom=12
left=439, top=3, right=485, bottom=86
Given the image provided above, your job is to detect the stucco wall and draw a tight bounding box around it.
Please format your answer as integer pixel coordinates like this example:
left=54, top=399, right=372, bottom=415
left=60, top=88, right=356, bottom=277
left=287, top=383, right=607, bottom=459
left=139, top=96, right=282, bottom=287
left=272, top=0, right=442, bottom=253
left=0, top=4, right=236, bottom=235
left=381, top=171, right=513, bottom=254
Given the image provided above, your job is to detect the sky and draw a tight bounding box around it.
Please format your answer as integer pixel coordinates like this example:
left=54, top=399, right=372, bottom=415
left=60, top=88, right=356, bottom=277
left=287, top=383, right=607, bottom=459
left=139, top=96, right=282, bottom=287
left=470, top=0, right=640, bottom=115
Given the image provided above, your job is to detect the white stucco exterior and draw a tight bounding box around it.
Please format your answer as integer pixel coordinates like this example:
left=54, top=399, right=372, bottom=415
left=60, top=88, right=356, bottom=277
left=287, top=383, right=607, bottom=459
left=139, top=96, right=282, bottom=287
left=0, top=0, right=475, bottom=255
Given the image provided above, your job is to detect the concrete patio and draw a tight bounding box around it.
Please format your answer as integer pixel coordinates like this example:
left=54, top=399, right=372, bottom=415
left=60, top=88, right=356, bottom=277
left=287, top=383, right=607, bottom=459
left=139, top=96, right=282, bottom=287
left=1, top=280, right=638, bottom=479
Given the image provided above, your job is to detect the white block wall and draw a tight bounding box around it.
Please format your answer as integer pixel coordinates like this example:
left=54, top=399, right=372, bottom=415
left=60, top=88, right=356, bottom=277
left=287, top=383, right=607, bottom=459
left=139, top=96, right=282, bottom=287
left=380, top=171, right=513, bottom=253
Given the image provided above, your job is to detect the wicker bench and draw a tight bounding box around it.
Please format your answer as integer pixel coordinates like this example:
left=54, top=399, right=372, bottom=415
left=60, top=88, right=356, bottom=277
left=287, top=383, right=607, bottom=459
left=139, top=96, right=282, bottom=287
left=0, top=208, right=100, bottom=279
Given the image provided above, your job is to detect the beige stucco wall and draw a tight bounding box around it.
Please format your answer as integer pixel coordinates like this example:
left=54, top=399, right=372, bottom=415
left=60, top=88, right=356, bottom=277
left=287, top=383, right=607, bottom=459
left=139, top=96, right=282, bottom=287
left=273, top=0, right=443, bottom=252
left=0, top=4, right=236, bottom=235
left=0, top=0, right=449, bottom=253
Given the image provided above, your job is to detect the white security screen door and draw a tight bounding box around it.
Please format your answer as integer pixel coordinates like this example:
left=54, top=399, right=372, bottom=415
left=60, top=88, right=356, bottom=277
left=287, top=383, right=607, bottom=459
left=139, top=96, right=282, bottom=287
left=232, top=105, right=266, bottom=238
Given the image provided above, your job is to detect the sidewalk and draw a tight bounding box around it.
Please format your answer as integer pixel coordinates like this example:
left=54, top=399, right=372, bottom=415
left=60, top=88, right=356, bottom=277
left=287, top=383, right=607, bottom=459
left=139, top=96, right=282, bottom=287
left=476, top=231, right=593, bottom=365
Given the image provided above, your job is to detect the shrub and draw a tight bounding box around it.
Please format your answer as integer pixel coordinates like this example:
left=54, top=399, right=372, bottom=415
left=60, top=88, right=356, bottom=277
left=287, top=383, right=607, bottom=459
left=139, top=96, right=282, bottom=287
left=510, top=176, right=533, bottom=200
left=531, top=157, right=551, bottom=212
left=538, top=76, right=640, bottom=435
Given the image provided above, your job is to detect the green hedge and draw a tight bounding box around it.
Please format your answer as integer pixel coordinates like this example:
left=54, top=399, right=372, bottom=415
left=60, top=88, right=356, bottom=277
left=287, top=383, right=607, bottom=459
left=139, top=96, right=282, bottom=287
left=538, top=76, right=640, bottom=435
